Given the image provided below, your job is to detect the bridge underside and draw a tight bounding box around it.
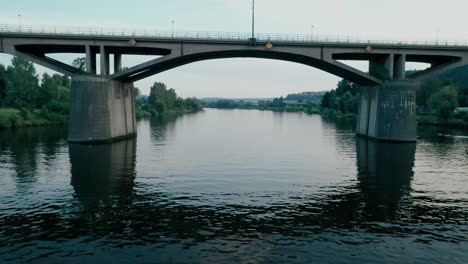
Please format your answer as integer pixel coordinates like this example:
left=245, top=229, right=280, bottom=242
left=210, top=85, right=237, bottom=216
left=1, top=34, right=468, bottom=143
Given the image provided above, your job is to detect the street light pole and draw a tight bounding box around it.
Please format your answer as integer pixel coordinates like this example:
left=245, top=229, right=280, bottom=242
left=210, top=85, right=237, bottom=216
left=171, top=20, right=174, bottom=38
left=311, top=25, right=314, bottom=41
left=18, top=14, right=22, bottom=32
left=251, top=0, right=255, bottom=39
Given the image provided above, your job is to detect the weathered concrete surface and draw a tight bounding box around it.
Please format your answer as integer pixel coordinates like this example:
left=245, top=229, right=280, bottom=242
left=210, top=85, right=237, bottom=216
left=68, top=76, right=136, bottom=143
left=357, top=81, right=417, bottom=142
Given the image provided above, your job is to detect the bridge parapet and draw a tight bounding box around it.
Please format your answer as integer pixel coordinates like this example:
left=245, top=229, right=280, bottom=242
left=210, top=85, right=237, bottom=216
left=2, top=24, right=468, bottom=48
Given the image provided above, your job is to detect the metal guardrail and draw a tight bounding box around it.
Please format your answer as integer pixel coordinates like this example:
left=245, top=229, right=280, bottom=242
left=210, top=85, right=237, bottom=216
left=1, top=24, right=468, bottom=47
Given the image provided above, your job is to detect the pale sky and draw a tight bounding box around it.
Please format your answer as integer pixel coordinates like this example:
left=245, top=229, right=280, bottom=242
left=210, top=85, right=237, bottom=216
left=1, top=0, right=467, bottom=98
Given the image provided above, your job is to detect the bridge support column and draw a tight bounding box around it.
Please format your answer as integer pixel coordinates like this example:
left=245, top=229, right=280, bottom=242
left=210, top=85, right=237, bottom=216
left=68, top=76, right=136, bottom=143
left=357, top=81, right=417, bottom=142
left=114, top=53, right=122, bottom=73
left=370, top=54, right=393, bottom=80
left=85, top=45, right=97, bottom=74
left=100, top=45, right=110, bottom=76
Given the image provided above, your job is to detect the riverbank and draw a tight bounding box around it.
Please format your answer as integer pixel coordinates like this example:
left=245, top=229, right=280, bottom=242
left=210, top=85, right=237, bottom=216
left=417, top=115, right=468, bottom=129
left=0, top=108, right=66, bottom=129
left=136, top=108, right=204, bottom=119
left=0, top=107, right=205, bottom=129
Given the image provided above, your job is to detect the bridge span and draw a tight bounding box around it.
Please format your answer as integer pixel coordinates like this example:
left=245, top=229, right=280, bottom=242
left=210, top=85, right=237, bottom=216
left=1, top=24, right=468, bottom=143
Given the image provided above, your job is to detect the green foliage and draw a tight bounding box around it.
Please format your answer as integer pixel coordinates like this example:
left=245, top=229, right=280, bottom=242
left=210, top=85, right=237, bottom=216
left=0, top=57, right=201, bottom=127
left=321, top=80, right=358, bottom=115
left=428, top=85, right=459, bottom=121
left=184, top=97, right=204, bottom=113
left=207, top=99, right=256, bottom=109
left=0, top=57, right=71, bottom=128
left=0, top=65, right=7, bottom=107
left=285, top=91, right=326, bottom=103
left=134, top=87, right=141, bottom=97
left=139, top=82, right=204, bottom=117
left=416, top=79, right=451, bottom=112
left=4, top=57, right=40, bottom=108
left=72, top=57, right=86, bottom=71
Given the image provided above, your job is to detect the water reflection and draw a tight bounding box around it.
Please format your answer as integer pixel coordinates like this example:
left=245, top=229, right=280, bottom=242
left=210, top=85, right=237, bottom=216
left=149, top=115, right=178, bottom=144
left=0, top=127, right=67, bottom=191
left=356, top=137, right=416, bottom=221
left=69, top=139, right=137, bottom=209
left=1, top=112, right=467, bottom=263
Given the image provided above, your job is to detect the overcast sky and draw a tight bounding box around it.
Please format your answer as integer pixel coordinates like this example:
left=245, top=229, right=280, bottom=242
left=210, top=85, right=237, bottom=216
left=1, top=0, right=467, bottom=98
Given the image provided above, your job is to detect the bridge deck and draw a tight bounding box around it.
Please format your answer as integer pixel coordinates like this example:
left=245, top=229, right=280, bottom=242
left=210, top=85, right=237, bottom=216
left=2, top=24, right=468, bottom=51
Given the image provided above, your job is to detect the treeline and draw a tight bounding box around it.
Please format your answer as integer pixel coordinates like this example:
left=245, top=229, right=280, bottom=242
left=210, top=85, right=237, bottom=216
left=205, top=99, right=256, bottom=109
left=285, top=91, right=327, bottom=103
left=0, top=57, right=204, bottom=129
left=205, top=97, right=289, bottom=109
left=416, top=79, right=468, bottom=123
left=135, top=82, right=204, bottom=118
left=320, top=74, right=468, bottom=125
left=320, top=80, right=358, bottom=115
left=0, top=57, right=71, bottom=128
left=207, top=97, right=320, bottom=114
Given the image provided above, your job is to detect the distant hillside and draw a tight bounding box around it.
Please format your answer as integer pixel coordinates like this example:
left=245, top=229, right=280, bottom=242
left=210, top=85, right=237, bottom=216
left=438, top=65, right=468, bottom=88
left=406, top=65, right=468, bottom=88
left=202, top=92, right=327, bottom=104
left=201, top=98, right=274, bottom=103
left=285, top=91, right=327, bottom=103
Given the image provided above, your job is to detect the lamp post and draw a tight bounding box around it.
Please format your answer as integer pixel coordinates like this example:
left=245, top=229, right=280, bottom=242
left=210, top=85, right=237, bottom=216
left=249, top=0, right=256, bottom=46
left=18, top=14, right=22, bottom=32
left=251, top=0, right=255, bottom=39
left=171, top=20, right=174, bottom=38
left=311, top=25, right=314, bottom=41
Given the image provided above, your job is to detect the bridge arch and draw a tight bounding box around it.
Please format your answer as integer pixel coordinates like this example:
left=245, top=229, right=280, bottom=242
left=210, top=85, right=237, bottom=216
left=110, top=48, right=381, bottom=86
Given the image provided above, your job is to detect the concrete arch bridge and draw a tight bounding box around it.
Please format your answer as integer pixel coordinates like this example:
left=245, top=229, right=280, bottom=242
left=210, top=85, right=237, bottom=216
left=1, top=25, right=467, bottom=143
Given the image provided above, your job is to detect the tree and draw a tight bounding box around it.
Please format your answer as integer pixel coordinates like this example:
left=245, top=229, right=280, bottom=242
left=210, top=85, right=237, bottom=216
left=336, top=79, right=358, bottom=96
left=134, top=87, right=141, bottom=97
left=0, top=65, right=7, bottom=106
left=428, top=85, right=459, bottom=121
left=72, top=57, right=86, bottom=71
left=5, top=57, right=40, bottom=108
left=416, top=79, right=450, bottom=112
left=320, top=80, right=358, bottom=114
left=321, top=90, right=333, bottom=109
left=341, top=91, right=357, bottom=113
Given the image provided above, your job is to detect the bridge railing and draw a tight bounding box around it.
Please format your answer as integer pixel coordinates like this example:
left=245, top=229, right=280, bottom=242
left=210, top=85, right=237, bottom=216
left=1, top=24, right=467, bottom=47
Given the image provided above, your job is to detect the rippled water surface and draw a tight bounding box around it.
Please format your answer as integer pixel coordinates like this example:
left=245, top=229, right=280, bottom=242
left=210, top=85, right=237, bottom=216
left=0, top=109, right=467, bottom=263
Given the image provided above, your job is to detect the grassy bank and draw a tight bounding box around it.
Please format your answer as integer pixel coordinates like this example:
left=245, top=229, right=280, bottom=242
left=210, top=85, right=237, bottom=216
left=0, top=108, right=66, bottom=129
left=136, top=108, right=203, bottom=119
left=417, top=115, right=468, bottom=129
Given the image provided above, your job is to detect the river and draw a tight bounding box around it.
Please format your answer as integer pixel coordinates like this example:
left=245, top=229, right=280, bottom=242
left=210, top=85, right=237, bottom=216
left=0, top=109, right=467, bottom=263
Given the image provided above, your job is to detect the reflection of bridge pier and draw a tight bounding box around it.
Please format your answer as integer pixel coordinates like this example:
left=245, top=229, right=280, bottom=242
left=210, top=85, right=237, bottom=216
left=69, top=139, right=136, bottom=208
left=2, top=27, right=468, bottom=143
left=356, top=137, right=416, bottom=220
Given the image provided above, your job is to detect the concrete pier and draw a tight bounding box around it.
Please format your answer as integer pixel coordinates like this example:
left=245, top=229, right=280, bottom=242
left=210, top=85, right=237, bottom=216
left=68, top=76, right=136, bottom=143
left=357, top=81, right=417, bottom=142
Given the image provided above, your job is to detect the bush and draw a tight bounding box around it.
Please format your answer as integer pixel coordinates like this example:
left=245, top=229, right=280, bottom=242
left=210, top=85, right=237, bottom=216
left=463, top=112, right=468, bottom=122
left=9, top=114, right=20, bottom=127
left=19, top=108, right=33, bottom=121
left=0, top=118, right=11, bottom=128
left=428, top=85, right=459, bottom=121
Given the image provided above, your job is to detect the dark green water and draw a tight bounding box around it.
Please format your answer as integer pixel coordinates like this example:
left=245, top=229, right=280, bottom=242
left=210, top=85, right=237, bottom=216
left=0, top=109, right=467, bottom=263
